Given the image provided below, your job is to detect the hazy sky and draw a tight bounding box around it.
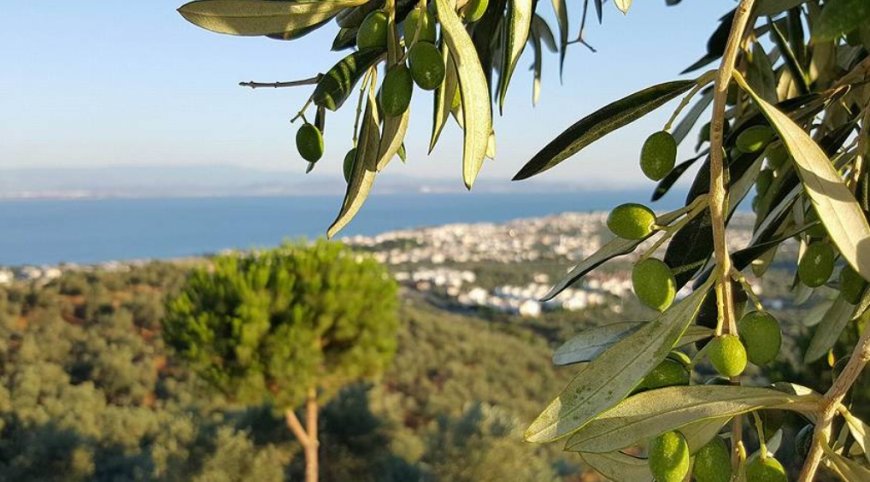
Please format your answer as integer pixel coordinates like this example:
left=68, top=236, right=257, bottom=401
left=0, top=0, right=732, bottom=188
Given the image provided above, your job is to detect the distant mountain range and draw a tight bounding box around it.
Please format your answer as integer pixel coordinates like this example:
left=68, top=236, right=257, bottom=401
left=0, top=165, right=615, bottom=199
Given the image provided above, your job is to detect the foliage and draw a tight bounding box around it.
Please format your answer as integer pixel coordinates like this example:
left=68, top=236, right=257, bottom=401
left=163, top=241, right=399, bottom=409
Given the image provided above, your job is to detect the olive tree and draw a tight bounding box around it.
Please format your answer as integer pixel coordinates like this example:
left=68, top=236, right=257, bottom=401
left=163, top=241, right=399, bottom=482
left=177, top=0, right=870, bottom=480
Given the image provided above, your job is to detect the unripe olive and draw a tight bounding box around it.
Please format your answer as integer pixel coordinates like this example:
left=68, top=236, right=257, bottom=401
left=408, top=42, right=445, bottom=91
left=766, top=144, right=789, bottom=170
left=666, top=350, right=692, bottom=367
left=462, top=0, right=489, bottom=22
left=700, top=121, right=730, bottom=144
left=804, top=210, right=828, bottom=238
left=736, top=125, right=776, bottom=153
left=636, top=358, right=690, bottom=392
left=795, top=424, right=814, bottom=460
left=745, top=456, right=787, bottom=482
left=693, top=436, right=732, bottom=482
left=738, top=311, right=782, bottom=366
left=756, top=169, right=774, bottom=196
left=380, top=64, right=413, bottom=117
left=343, top=148, right=356, bottom=183
left=840, top=264, right=868, bottom=304
left=798, top=242, right=835, bottom=288
left=632, top=258, right=677, bottom=312
left=606, top=203, right=657, bottom=240
left=708, top=334, right=747, bottom=377
left=403, top=8, right=437, bottom=44
left=648, top=431, right=690, bottom=482
left=640, top=131, right=677, bottom=181
left=357, top=11, right=388, bottom=50
left=296, top=123, right=324, bottom=163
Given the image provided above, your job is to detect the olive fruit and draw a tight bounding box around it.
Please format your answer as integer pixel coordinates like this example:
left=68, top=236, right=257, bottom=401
left=380, top=64, right=413, bottom=117
left=462, top=0, right=489, bottom=22
left=756, top=169, right=774, bottom=196
left=693, top=436, right=732, bottom=482
left=408, top=42, right=445, bottom=91
left=840, top=264, right=868, bottom=304
left=640, top=131, right=677, bottom=181
left=342, top=148, right=356, bottom=183
left=606, top=203, right=657, bottom=240
left=666, top=350, right=692, bottom=367
left=804, top=210, right=827, bottom=238
left=795, top=424, right=814, bottom=460
left=357, top=11, right=388, bottom=50
left=295, top=123, right=324, bottom=163
left=745, top=456, right=787, bottom=482
left=648, top=431, right=690, bottom=482
left=766, top=144, right=789, bottom=169
left=403, top=8, right=436, bottom=44
left=708, top=334, right=747, bottom=377
left=632, top=258, right=677, bottom=312
left=738, top=311, right=782, bottom=365
left=798, top=242, right=835, bottom=288
left=636, top=358, right=689, bottom=392
left=736, top=125, right=776, bottom=153
left=699, top=121, right=730, bottom=144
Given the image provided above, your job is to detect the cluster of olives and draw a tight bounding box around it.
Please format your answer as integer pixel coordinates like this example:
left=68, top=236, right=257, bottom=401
left=649, top=430, right=787, bottom=482
left=294, top=6, right=449, bottom=173
left=706, top=310, right=782, bottom=377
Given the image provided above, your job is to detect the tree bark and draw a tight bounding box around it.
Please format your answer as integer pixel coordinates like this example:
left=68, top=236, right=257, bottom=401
left=284, top=387, right=319, bottom=482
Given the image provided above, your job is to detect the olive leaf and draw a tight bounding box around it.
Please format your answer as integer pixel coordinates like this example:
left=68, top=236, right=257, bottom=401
left=804, top=297, right=857, bottom=363
left=542, top=206, right=692, bottom=301
left=436, top=0, right=493, bottom=189
left=755, top=0, right=808, bottom=17
left=672, top=87, right=713, bottom=146
left=736, top=72, right=870, bottom=281
left=497, top=0, right=533, bottom=112
left=813, top=0, right=870, bottom=41
left=525, top=279, right=713, bottom=443
left=550, top=0, right=569, bottom=77
left=578, top=452, right=652, bottom=482
left=821, top=440, right=870, bottom=480
left=842, top=409, right=870, bottom=463
left=565, top=386, right=820, bottom=453
left=514, top=80, right=695, bottom=180
left=553, top=323, right=713, bottom=366
left=529, top=28, right=543, bottom=105
left=429, top=41, right=456, bottom=153
left=313, top=48, right=385, bottom=111
left=681, top=416, right=732, bottom=453
left=178, top=0, right=365, bottom=36
left=614, top=0, right=632, bottom=14
left=327, top=86, right=380, bottom=238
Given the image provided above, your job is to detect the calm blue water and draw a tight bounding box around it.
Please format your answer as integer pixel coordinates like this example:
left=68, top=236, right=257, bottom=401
left=0, top=191, right=685, bottom=266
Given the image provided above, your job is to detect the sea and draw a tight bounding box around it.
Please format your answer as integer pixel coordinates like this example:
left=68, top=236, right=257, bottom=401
left=0, top=190, right=687, bottom=266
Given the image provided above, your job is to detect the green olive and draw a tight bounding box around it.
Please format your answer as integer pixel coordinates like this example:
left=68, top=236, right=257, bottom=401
left=462, top=0, right=489, bottom=22
left=756, top=169, right=774, bottom=196
left=648, top=431, right=690, bottom=482
left=295, top=123, right=324, bottom=163
left=403, top=8, right=437, bottom=45
left=693, top=436, right=732, bottom=482
left=357, top=11, right=388, bottom=50
left=798, top=242, right=835, bottom=288
left=631, top=258, right=677, bottom=312
left=840, top=264, right=868, bottom=304
left=738, top=311, right=781, bottom=366
left=640, top=131, right=677, bottom=181
left=408, top=42, right=445, bottom=91
left=736, top=125, right=776, bottom=153
left=380, top=64, right=413, bottom=117
left=342, top=148, right=356, bottom=183
left=708, top=334, right=747, bottom=377
left=636, top=358, right=690, bottom=392
left=606, top=203, right=657, bottom=240
left=745, top=456, right=787, bottom=482
left=766, top=144, right=789, bottom=169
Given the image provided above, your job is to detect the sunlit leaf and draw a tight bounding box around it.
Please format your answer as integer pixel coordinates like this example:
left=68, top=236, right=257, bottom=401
left=313, top=48, right=385, bottom=111
left=497, top=0, right=533, bottom=112
left=578, top=452, right=652, bottom=482
left=736, top=73, right=870, bottom=281
left=178, top=0, right=365, bottom=36
left=525, top=280, right=713, bottom=443
left=553, top=323, right=712, bottom=366
left=550, top=0, right=569, bottom=76
left=436, top=0, right=492, bottom=189
left=514, top=80, right=694, bottom=180
left=429, top=42, right=457, bottom=153
left=843, top=409, right=870, bottom=463
left=614, top=0, right=632, bottom=14
left=805, top=297, right=856, bottom=362
left=565, top=386, right=820, bottom=453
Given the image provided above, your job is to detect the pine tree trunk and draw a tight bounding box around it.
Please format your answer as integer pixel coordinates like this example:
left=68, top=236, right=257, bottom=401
left=304, top=387, right=319, bottom=482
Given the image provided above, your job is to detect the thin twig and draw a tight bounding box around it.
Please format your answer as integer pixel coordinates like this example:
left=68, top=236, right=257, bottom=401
left=239, top=75, right=322, bottom=89
left=567, top=0, right=597, bottom=53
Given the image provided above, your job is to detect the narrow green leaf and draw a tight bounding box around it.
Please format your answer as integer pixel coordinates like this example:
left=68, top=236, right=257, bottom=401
left=525, top=280, right=713, bottom=443
left=681, top=416, right=732, bottom=453
left=313, top=48, right=385, bottom=111
left=553, top=323, right=712, bottom=366
left=436, top=0, right=492, bottom=189
left=842, top=409, right=870, bottom=463
left=550, top=0, right=569, bottom=77
left=565, top=386, right=820, bottom=453
left=672, top=88, right=713, bottom=146
left=429, top=43, right=458, bottom=153
left=542, top=206, right=692, bottom=301
left=821, top=441, right=870, bottom=480
left=578, top=452, right=652, bottom=482
left=497, top=0, right=533, bottom=112
left=736, top=73, right=870, bottom=281
left=813, top=0, right=870, bottom=41
left=614, top=0, right=632, bottom=14
left=805, top=297, right=856, bottom=363
left=327, top=87, right=380, bottom=238
left=377, top=109, right=409, bottom=171
left=532, top=15, right=557, bottom=52
left=769, top=20, right=809, bottom=95
left=529, top=31, right=543, bottom=105
left=514, top=80, right=694, bottom=180
left=178, top=0, right=365, bottom=36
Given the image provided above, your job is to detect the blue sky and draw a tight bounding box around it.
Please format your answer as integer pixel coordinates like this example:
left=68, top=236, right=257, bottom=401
left=0, top=0, right=732, bottom=189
